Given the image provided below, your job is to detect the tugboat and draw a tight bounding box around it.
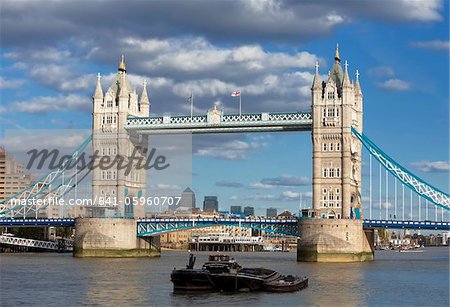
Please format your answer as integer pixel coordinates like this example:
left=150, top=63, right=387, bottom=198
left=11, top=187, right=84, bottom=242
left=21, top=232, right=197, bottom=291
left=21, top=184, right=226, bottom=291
left=171, top=254, right=308, bottom=293
left=170, top=254, right=215, bottom=290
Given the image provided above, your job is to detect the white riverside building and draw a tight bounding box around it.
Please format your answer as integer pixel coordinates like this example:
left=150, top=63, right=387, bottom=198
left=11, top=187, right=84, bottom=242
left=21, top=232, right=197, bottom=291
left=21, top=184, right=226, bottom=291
left=189, top=233, right=264, bottom=252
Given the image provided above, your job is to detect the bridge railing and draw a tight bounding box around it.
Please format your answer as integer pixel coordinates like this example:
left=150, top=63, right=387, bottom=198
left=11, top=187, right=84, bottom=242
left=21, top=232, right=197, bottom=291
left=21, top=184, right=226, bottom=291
left=126, top=111, right=312, bottom=128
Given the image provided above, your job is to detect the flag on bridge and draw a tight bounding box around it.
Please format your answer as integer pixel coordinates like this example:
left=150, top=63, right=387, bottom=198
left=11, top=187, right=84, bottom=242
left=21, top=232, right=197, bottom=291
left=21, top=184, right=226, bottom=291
left=231, top=90, right=242, bottom=115
left=187, top=92, right=193, bottom=102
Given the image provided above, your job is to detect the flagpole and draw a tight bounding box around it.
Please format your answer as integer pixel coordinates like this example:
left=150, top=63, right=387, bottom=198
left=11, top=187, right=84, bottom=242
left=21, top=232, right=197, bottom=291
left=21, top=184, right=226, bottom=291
left=191, top=92, right=193, bottom=118
left=239, top=93, right=242, bottom=115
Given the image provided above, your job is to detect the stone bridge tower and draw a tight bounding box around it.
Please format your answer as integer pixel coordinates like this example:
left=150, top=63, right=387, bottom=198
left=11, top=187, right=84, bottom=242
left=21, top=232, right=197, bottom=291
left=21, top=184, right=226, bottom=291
left=311, top=45, right=363, bottom=220
left=91, top=56, right=150, bottom=218
left=298, top=46, right=372, bottom=262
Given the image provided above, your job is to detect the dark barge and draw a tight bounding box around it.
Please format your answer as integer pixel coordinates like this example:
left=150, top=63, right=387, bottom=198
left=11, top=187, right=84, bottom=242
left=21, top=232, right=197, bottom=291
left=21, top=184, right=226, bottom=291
left=171, top=254, right=308, bottom=293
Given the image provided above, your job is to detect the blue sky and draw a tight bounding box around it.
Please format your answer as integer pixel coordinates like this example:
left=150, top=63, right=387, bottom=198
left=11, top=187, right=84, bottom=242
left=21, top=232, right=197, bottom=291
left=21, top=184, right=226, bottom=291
left=0, top=0, right=448, bottom=217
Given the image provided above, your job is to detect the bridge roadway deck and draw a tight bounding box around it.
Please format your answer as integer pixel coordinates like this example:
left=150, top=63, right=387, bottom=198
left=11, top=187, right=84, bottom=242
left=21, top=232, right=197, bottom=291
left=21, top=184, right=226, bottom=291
left=0, top=218, right=448, bottom=231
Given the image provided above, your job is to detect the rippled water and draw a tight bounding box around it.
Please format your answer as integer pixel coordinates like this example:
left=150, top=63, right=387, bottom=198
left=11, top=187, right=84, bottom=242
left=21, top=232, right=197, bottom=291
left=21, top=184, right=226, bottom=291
left=1, top=248, right=448, bottom=306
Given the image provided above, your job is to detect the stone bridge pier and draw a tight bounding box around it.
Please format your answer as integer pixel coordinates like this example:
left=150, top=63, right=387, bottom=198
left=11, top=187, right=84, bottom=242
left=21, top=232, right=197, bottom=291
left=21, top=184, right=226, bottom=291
left=73, top=218, right=160, bottom=258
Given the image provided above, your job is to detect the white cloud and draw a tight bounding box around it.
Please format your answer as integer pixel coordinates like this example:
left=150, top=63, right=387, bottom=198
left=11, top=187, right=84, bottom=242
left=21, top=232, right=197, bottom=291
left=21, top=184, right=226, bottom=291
left=149, top=184, right=182, bottom=191
left=0, top=76, right=25, bottom=89
left=29, top=65, right=95, bottom=92
left=378, top=78, right=410, bottom=91
left=5, top=48, right=71, bottom=62
left=368, top=66, right=395, bottom=78
left=0, top=0, right=443, bottom=56
left=120, top=36, right=319, bottom=78
left=411, top=40, right=450, bottom=51
left=249, top=182, right=273, bottom=189
left=239, top=190, right=310, bottom=202
left=4, top=35, right=319, bottom=115
left=398, top=0, right=443, bottom=22
left=11, top=94, right=89, bottom=113
left=215, top=181, right=244, bottom=188
left=195, top=139, right=267, bottom=160
left=281, top=191, right=299, bottom=200
left=261, top=175, right=310, bottom=186
left=412, top=161, right=450, bottom=172
left=242, top=194, right=279, bottom=201
left=3, top=131, right=90, bottom=155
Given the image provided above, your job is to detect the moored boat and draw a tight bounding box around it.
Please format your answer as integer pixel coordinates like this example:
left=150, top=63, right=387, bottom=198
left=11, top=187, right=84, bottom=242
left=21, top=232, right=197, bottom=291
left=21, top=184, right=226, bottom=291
left=264, top=275, right=309, bottom=292
left=399, top=249, right=424, bottom=253
left=170, top=254, right=308, bottom=293
left=170, top=254, right=215, bottom=290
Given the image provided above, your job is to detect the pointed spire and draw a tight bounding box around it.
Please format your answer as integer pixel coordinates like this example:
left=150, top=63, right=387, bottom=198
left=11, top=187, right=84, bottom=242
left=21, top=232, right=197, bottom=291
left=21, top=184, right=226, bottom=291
left=355, top=69, right=362, bottom=95
left=119, top=70, right=129, bottom=98
left=312, top=61, right=322, bottom=89
left=139, top=79, right=150, bottom=115
left=343, top=60, right=351, bottom=88
left=342, top=60, right=351, bottom=88
left=140, top=79, right=150, bottom=105
left=118, top=54, right=126, bottom=72
left=93, top=72, right=103, bottom=99
left=334, top=43, right=340, bottom=62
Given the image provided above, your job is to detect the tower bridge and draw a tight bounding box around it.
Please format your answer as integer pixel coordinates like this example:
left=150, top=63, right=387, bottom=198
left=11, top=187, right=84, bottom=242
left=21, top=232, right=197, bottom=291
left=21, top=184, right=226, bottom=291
left=1, top=46, right=448, bottom=261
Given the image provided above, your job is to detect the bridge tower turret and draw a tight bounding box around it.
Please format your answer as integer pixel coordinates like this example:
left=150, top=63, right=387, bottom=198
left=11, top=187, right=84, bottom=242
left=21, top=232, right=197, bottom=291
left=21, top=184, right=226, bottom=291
left=91, top=55, right=149, bottom=218
left=311, top=45, right=363, bottom=219
left=298, top=45, right=372, bottom=262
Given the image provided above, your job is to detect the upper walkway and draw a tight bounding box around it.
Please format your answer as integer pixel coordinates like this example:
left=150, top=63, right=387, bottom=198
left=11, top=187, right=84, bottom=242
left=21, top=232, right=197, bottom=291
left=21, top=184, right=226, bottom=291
left=125, top=111, right=312, bottom=134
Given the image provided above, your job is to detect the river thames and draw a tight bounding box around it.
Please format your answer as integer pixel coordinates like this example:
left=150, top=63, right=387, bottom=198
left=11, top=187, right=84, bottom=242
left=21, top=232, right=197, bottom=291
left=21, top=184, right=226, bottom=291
left=1, top=247, right=448, bottom=306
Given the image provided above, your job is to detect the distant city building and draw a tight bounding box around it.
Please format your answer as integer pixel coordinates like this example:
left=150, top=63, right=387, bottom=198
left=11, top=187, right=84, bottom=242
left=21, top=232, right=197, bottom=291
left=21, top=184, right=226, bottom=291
left=277, top=210, right=295, bottom=219
left=266, top=207, right=277, bottom=218
left=203, top=196, right=219, bottom=212
left=179, top=187, right=196, bottom=209
left=244, top=206, right=255, bottom=217
left=230, top=205, right=242, bottom=215
left=0, top=148, right=54, bottom=217
left=443, top=232, right=450, bottom=245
